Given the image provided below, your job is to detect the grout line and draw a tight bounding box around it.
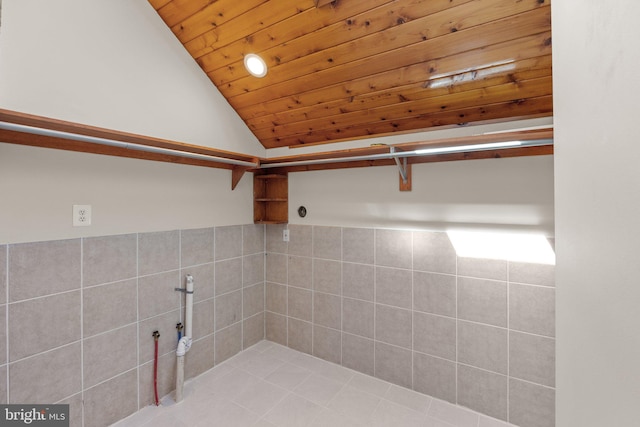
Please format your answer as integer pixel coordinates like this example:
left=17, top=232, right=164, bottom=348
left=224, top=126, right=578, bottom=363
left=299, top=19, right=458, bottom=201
left=506, top=327, right=556, bottom=341
left=507, top=375, right=556, bottom=390
left=506, top=261, right=511, bottom=424
left=211, top=227, right=216, bottom=271
left=323, top=374, right=351, bottom=409
left=341, top=330, right=372, bottom=342
left=373, top=228, right=377, bottom=380
left=135, top=233, right=140, bottom=413
left=8, top=340, right=81, bottom=365
left=411, top=230, right=414, bottom=391
left=367, top=336, right=413, bottom=355
left=80, top=237, right=87, bottom=426
left=213, top=254, right=246, bottom=263
left=54, top=391, right=82, bottom=407
left=243, top=311, right=264, bottom=323
left=455, top=360, right=509, bottom=379
left=507, top=280, right=555, bottom=289
left=79, top=238, right=85, bottom=427
left=449, top=315, right=555, bottom=341
left=340, top=226, right=344, bottom=366
left=263, top=225, right=266, bottom=342
left=455, top=250, right=459, bottom=407
left=83, top=366, right=138, bottom=394
left=81, top=276, right=140, bottom=291
left=138, top=267, right=192, bottom=281
left=241, top=226, right=244, bottom=350
left=214, top=319, right=246, bottom=335
left=212, top=227, right=216, bottom=364
left=233, top=389, right=290, bottom=421
left=308, top=228, right=312, bottom=356
left=7, top=287, right=85, bottom=306
left=5, top=245, right=10, bottom=404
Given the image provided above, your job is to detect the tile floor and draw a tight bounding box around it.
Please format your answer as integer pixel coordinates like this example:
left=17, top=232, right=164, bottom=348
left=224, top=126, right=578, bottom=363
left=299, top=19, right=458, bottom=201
left=113, top=340, right=518, bottom=427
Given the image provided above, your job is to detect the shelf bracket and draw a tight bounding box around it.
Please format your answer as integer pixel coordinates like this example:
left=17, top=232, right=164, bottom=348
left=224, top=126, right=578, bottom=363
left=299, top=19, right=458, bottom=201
left=231, top=166, right=247, bottom=190
left=391, top=147, right=412, bottom=191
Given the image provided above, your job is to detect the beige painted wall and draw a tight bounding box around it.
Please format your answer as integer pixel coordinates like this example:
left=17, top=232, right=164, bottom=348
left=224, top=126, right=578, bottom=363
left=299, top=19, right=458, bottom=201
left=0, top=0, right=260, bottom=244
left=0, top=0, right=264, bottom=157
left=289, top=155, right=554, bottom=235
left=0, top=0, right=555, bottom=245
left=554, top=1, right=640, bottom=425
left=0, top=143, right=253, bottom=244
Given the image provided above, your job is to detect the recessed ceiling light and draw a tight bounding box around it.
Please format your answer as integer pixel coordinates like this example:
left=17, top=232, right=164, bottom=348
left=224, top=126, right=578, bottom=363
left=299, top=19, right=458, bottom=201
left=244, top=54, right=267, bottom=78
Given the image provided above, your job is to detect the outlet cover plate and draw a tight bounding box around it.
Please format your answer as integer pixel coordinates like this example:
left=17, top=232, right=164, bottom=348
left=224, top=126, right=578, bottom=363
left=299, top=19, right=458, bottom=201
left=73, top=204, right=92, bottom=226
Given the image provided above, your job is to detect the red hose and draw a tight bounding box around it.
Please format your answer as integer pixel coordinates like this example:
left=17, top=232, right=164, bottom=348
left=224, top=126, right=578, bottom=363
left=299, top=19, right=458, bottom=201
left=153, top=331, right=160, bottom=406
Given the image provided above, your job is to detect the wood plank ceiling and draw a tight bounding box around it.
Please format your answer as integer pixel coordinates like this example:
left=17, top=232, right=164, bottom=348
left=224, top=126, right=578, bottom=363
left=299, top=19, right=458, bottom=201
left=148, top=0, right=552, bottom=150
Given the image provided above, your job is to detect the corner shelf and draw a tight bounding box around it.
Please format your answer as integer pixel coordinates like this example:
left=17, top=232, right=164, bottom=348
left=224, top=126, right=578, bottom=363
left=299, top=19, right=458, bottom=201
left=253, top=173, right=288, bottom=224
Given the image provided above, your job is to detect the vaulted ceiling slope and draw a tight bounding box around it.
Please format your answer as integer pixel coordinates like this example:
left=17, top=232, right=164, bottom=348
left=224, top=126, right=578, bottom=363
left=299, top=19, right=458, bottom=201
left=148, top=0, right=552, bottom=150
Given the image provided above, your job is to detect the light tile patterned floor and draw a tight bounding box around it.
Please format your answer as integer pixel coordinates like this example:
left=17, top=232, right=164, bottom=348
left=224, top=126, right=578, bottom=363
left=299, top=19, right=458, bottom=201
left=113, top=341, right=518, bottom=427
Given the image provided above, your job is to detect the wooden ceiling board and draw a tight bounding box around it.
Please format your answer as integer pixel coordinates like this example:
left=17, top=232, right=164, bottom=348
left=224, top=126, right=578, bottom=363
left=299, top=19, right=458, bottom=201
left=155, top=0, right=216, bottom=27
left=238, top=36, right=552, bottom=121
left=223, top=6, right=550, bottom=102
left=212, top=0, right=542, bottom=88
left=241, top=50, right=553, bottom=146
left=259, top=95, right=554, bottom=147
left=245, top=54, right=552, bottom=127
left=205, top=0, right=477, bottom=82
left=246, top=55, right=552, bottom=130
left=187, top=0, right=395, bottom=68
left=192, top=0, right=316, bottom=60
left=148, top=0, right=553, bottom=149
left=148, top=0, right=172, bottom=11
left=252, top=75, right=552, bottom=143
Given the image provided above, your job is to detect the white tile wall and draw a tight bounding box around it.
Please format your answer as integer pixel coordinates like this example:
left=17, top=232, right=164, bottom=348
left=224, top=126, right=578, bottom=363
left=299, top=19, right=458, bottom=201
left=264, top=225, right=555, bottom=427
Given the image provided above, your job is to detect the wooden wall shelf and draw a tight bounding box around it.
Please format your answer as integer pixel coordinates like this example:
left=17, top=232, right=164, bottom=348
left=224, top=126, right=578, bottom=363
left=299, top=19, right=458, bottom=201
left=253, top=173, right=288, bottom=224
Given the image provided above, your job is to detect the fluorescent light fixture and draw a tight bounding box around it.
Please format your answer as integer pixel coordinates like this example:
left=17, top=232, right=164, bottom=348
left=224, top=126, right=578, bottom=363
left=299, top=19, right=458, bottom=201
left=482, top=125, right=553, bottom=135
left=426, top=60, right=515, bottom=89
left=244, top=53, right=267, bottom=78
left=414, top=140, right=522, bottom=155
left=447, top=230, right=555, bottom=265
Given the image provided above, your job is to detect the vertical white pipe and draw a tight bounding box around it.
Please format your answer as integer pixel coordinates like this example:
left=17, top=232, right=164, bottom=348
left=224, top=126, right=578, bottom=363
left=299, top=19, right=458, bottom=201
left=175, top=355, right=184, bottom=403
left=185, top=274, right=194, bottom=340
left=175, top=274, right=194, bottom=404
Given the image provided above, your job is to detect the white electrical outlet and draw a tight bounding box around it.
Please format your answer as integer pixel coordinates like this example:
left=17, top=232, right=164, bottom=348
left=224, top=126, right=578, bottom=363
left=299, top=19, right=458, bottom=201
left=283, top=229, right=290, bottom=242
left=73, top=205, right=92, bottom=226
